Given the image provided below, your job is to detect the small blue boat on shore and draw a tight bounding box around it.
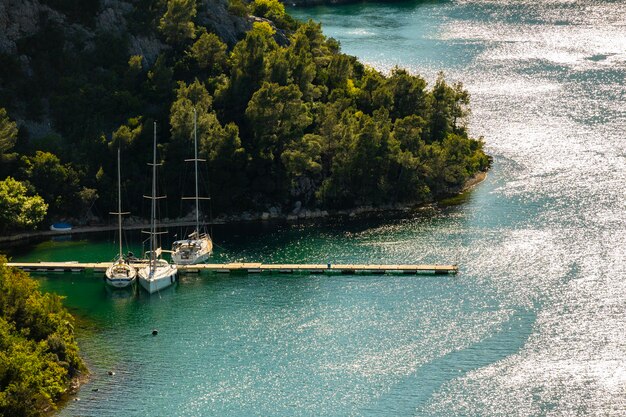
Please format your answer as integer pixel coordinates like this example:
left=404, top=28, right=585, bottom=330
left=50, top=222, right=72, bottom=231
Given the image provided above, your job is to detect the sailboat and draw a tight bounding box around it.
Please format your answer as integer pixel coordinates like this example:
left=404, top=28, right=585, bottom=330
left=138, top=122, right=178, bottom=294
left=171, top=109, right=213, bottom=265
left=105, top=148, right=137, bottom=288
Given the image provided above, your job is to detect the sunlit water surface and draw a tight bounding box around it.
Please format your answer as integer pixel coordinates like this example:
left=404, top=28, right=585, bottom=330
left=7, top=0, right=626, bottom=415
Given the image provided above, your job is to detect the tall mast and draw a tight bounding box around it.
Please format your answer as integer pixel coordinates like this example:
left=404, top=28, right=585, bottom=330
left=151, top=122, right=157, bottom=270
left=111, top=147, right=130, bottom=259
left=194, top=108, right=199, bottom=233
left=117, top=147, right=122, bottom=259
left=182, top=108, right=207, bottom=236
left=142, top=122, right=165, bottom=273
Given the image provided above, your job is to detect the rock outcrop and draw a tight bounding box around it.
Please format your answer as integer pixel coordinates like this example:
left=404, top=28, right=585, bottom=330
left=0, top=0, right=63, bottom=54
left=197, top=0, right=250, bottom=46
left=0, top=0, right=249, bottom=59
left=0, top=0, right=252, bottom=134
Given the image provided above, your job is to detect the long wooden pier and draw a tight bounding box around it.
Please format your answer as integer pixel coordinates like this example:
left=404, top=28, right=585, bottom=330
left=6, top=261, right=458, bottom=275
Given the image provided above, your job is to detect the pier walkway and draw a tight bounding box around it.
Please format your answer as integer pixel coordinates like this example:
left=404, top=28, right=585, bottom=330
left=6, top=261, right=458, bottom=275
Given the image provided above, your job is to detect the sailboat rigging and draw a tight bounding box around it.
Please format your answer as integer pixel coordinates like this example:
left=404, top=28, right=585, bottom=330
left=138, top=122, right=178, bottom=293
left=105, top=147, right=137, bottom=288
left=171, top=108, right=213, bottom=265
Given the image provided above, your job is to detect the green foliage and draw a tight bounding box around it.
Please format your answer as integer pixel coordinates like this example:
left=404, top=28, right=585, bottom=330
left=318, top=111, right=392, bottom=207
left=393, top=115, right=426, bottom=154
left=218, top=24, right=278, bottom=120
left=125, top=55, right=144, bottom=88
left=325, top=54, right=354, bottom=91
left=250, top=0, right=285, bottom=21
left=169, top=79, right=215, bottom=144
left=282, top=133, right=323, bottom=178
left=251, top=21, right=276, bottom=37
left=111, top=117, right=143, bottom=150
left=159, top=0, right=198, bottom=45
left=128, top=55, right=143, bottom=73
left=200, top=121, right=248, bottom=211
left=188, top=31, right=228, bottom=76
left=0, top=258, right=85, bottom=417
left=147, top=54, right=175, bottom=101
left=244, top=82, right=312, bottom=196
left=26, top=133, right=66, bottom=157
left=283, top=28, right=317, bottom=100
left=0, top=177, right=47, bottom=232
left=1, top=0, right=490, bottom=222
left=250, top=0, right=297, bottom=30
left=0, top=108, right=17, bottom=155
left=19, top=152, right=81, bottom=217
left=430, top=72, right=471, bottom=141
left=245, top=82, right=312, bottom=160
left=386, top=67, right=428, bottom=121
left=227, top=0, right=248, bottom=17
left=355, top=67, right=392, bottom=114
left=40, top=0, right=100, bottom=26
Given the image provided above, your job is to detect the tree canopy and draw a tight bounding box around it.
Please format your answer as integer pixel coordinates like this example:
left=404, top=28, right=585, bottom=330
left=159, top=0, right=198, bottom=45
left=0, top=258, right=86, bottom=417
left=0, top=177, right=47, bottom=233
left=0, top=2, right=490, bottom=231
left=0, top=108, right=17, bottom=156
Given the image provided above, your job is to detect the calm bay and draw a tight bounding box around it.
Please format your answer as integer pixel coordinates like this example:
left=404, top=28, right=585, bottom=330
left=7, top=0, right=626, bottom=415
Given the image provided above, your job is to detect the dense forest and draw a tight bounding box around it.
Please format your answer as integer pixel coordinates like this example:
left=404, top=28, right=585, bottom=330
left=0, top=0, right=490, bottom=233
left=0, top=257, right=85, bottom=416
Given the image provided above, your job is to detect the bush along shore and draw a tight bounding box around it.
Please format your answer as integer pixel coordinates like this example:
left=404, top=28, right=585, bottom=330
left=0, top=171, right=487, bottom=245
left=0, top=257, right=87, bottom=417
left=0, top=0, right=490, bottom=237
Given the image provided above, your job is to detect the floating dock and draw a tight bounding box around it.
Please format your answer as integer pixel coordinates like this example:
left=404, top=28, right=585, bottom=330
left=6, top=261, right=458, bottom=275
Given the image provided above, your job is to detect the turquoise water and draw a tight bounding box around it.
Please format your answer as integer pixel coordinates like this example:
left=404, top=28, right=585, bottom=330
left=6, top=0, right=626, bottom=414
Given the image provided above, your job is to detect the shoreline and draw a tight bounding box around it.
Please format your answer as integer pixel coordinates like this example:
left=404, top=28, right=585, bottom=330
left=0, top=172, right=487, bottom=246
left=285, top=0, right=413, bottom=7
left=8, top=171, right=486, bottom=411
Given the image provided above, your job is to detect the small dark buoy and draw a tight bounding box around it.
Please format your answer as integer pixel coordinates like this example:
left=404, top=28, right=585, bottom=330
left=152, top=329, right=158, bottom=336
left=107, top=370, right=115, bottom=376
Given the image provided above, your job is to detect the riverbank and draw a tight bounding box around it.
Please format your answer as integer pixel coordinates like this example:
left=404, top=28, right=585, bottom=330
left=0, top=172, right=487, bottom=246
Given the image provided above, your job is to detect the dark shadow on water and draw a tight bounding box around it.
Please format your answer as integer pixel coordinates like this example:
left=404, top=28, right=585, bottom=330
left=287, top=0, right=445, bottom=12
left=437, top=190, right=474, bottom=207
left=51, top=234, right=73, bottom=242
left=362, top=308, right=536, bottom=416
left=103, top=282, right=137, bottom=298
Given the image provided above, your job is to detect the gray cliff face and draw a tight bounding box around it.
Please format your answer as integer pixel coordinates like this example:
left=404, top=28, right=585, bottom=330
left=0, top=0, right=63, bottom=55
left=97, top=0, right=134, bottom=34
left=0, top=0, right=248, bottom=59
left=197, top=0, right=250, bottom=46
left=94, top=0, right=166, bottom=66
left=0, top=0, right=250, bottom=135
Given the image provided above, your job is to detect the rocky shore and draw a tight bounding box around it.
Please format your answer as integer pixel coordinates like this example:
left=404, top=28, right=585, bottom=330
left=0, top=172, right=487, bottom=245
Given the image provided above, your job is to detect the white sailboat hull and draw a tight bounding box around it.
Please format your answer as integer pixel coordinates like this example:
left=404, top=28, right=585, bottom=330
left=138, top=262, right=177, bottom=294
left=107, top=148, right=134, bottom=289
left=105, top=261, right=137, bottom=288
left=173, top=112, right=214, bottom=266
left=105, top=276, right=136, bottom=288
left=139, top=122, right=177, bottom=295
left=171, top=236, right=213, bottom=265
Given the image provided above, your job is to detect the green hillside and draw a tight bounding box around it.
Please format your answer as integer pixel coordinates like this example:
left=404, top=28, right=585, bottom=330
left=0, top=257, right=86, bottom=416
left=0, top=0, right=489, bottom=232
